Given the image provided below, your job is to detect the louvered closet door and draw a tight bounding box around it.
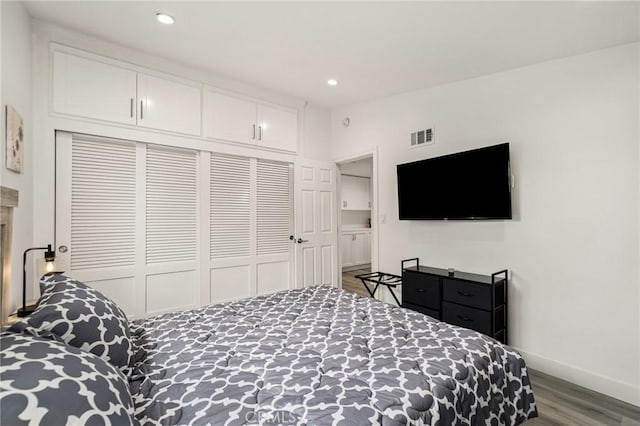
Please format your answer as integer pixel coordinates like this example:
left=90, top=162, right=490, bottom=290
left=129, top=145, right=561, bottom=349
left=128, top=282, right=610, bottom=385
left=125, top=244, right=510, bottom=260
left=207, top=156, right=293, bottom=302
left=209, top=154, right=252, bottom=302
left=55, top=133, right=139, bottom=314
left=145, top=145, right=199, bottom=315
left=255, top=159, right=294, bottom=295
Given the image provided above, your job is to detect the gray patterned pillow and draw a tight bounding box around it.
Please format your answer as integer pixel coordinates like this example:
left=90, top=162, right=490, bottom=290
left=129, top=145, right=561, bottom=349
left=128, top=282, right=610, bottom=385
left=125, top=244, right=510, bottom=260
left=10, top=274, right=133, bottom=371
left=0, top=332, right=135, bottom=425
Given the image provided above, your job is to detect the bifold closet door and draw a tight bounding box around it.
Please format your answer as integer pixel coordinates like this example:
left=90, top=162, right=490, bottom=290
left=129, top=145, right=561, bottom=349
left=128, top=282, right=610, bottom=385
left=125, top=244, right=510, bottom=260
left=57, top=132, right=294, bottom=317
left=55, top=133, right=140, bottom=314
left=56, top=133, right=200, bottom=318
left=144, top=144, right=199, bottom=315
left=207, top=155, right=293, bottom=303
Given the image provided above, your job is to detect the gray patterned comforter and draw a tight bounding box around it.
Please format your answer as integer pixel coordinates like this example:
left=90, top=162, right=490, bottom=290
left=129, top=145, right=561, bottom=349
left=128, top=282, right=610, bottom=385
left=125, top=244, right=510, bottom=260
left=129, top=286, right=537, bottom=425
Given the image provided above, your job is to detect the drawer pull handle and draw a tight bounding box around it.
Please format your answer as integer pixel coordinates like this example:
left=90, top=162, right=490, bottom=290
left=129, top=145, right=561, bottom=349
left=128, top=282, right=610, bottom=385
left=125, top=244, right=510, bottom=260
left=457, top=291, right=473, bottom=297
left=457, top=315, right=473, bottom=322
left=416, top=288, right=425, bottom=293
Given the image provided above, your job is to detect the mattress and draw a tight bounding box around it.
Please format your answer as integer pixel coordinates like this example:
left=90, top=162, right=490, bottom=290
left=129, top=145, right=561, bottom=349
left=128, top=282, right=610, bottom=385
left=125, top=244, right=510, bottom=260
left=129, top=286, right=537, bottom=425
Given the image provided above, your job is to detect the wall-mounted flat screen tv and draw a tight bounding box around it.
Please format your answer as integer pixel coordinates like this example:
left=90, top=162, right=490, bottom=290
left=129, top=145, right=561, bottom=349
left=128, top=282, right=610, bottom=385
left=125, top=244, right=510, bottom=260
left=397, top=143, right=512, bottom=220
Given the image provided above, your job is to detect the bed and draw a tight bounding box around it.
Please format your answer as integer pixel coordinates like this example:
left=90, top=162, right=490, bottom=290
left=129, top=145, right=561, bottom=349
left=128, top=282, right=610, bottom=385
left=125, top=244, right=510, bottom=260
left=2, top=275, right=537, bottom=425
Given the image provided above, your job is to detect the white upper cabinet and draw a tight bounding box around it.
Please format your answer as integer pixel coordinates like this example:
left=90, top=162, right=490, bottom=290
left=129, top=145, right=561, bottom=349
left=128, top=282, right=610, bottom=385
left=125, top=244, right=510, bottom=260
left=52, top=48, right=296, bottom=151
left=137, top=73, right=202, bottom=136
left=341, top=175, right=371, bottom=210
left=203, top=89, right=298, bottom=153
left=257, top=104, right=298, bottom=152
left=52, top=51, right=137, bottom=125
left=204, top=91, right=257, bottom=144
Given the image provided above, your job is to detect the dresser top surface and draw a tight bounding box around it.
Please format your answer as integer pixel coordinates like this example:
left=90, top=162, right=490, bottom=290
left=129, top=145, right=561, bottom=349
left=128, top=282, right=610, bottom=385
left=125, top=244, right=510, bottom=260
left=403, top=265, right=505, bottom=285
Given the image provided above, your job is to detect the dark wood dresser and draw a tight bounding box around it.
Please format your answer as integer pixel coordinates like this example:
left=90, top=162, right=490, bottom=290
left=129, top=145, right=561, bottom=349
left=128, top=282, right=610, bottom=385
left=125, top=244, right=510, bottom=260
left=401, top=258, right=509, bottom=344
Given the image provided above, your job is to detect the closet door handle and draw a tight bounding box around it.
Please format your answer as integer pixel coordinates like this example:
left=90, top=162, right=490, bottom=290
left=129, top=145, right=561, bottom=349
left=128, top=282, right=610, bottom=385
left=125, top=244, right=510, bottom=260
left=140, top=100, right=144, bottom=119
left=130, top=98, right=134, bottom=118
left=258, top=125, right=262, bottom=141
left=253, top=124, right=256, bottom=140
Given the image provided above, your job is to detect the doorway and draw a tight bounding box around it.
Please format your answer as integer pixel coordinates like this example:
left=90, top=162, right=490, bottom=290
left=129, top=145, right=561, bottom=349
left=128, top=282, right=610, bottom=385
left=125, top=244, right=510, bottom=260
left=337, top=156, right=374, bottom=297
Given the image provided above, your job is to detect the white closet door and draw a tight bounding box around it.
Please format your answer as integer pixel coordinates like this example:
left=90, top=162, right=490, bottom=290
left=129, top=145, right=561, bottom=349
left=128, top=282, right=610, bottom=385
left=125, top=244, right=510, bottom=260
left=256, top=160, right=294, bottom=295
left=209, top=154, right=253, bottom=303
left=55, top=133, right=139, bottom=314
left=145, top=145, right=199, bottom=315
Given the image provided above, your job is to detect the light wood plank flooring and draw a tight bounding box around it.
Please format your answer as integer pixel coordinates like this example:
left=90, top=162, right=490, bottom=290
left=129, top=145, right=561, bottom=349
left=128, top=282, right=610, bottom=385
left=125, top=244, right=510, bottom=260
left=341, top=268, right=371, bottom=297
left=527, top=369, right=640, bottom=425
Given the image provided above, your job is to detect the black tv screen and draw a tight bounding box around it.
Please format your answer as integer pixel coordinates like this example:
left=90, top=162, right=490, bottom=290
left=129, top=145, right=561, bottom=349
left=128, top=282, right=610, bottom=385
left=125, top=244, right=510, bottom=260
left=397, top=143, right=512, bottom=220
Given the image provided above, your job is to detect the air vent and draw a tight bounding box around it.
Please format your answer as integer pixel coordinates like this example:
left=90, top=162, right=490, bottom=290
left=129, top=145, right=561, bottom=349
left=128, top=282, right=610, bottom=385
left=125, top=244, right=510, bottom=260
left=410, top=128, right=434, bottom=148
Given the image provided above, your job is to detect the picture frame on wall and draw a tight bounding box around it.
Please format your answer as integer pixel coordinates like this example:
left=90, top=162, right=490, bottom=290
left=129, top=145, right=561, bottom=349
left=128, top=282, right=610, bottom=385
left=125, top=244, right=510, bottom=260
left=5, top=105, right=24, bottom=174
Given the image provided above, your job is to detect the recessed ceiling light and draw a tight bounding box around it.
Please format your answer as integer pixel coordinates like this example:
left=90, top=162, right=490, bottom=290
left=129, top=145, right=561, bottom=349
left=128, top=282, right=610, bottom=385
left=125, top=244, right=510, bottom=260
left=327, top=79, right=338, bottom=86
left=156, top=13, right=175, bottom=25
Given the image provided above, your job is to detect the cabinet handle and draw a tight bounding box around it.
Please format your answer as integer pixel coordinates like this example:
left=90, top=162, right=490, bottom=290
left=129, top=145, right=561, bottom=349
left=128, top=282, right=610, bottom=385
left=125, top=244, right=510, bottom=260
left=258, top=125, right=262, bottom=141
left=457, top=291, right=474, bottom=297
left=343, top=200, right=347, bottom=208
left=416, top=288, right=425, bottom=293
left=140, top=100, right=144, bottom=119
left=368, top=201, right=371, bottom=208
left=130, top=98, right=134, bottom=118
left=352, top=234, right=356, bottom=241
left=253, top=124, right=256, bottom=140
left=457, top=314, right=473, bottom=322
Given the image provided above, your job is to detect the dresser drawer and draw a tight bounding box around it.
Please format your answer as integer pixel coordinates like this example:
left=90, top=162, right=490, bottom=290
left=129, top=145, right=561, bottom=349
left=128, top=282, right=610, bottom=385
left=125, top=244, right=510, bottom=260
left=442, top=279, right=492, bottom=310
left=442, top=302, right=491, bottom=336
left=403, top=303, right=440, bottom=320
left=402, top=271, right=440, bottom=310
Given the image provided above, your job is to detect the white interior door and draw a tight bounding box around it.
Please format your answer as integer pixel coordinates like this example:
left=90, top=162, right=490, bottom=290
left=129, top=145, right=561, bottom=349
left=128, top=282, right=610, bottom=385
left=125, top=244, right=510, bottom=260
left=294, top=160, right=338, bottom=287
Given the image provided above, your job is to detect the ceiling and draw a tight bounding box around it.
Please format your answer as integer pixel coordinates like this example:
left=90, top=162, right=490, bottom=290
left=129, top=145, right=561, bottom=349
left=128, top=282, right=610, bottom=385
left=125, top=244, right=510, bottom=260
left=24, top=1, right=639, bottom=108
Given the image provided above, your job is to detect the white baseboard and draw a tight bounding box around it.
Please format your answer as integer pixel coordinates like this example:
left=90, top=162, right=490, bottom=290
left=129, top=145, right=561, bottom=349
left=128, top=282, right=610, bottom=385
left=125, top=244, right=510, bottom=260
left=516, top=347, right=640, bottom=407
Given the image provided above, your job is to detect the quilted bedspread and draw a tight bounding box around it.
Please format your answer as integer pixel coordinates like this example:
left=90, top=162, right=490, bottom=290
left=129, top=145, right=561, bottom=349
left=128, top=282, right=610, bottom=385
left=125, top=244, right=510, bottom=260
left=129, top=286, right=537, bottom=425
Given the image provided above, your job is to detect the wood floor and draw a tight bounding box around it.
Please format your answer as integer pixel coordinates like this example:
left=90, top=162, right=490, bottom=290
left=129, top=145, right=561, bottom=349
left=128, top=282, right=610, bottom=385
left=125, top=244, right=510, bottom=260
left=341, top=270, right=640, bottom=425
left=341, top=268, right=371, bottom=297
left=527, top=369, right=640, bottom=425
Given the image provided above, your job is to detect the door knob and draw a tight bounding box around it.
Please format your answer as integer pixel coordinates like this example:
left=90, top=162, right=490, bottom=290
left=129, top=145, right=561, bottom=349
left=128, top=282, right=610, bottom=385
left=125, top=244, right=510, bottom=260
left=296, top=238, right=309, bottom=244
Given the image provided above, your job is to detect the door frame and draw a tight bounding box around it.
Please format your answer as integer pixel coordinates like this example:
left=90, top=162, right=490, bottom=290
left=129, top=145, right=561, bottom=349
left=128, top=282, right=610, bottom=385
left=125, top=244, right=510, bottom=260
left=334, top=148, right=379, bottom=291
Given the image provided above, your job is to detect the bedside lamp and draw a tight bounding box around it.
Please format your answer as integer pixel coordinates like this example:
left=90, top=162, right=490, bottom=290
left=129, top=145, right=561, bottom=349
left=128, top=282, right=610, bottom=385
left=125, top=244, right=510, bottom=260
left=17, top=244, right=55, bottom=317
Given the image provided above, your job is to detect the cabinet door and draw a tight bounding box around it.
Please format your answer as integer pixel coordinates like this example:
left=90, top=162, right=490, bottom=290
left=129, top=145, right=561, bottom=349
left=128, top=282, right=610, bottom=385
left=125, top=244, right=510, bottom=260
left=52, top=52, right=137, bottom=125
left=137, top=73, right=202, bottom=135
left=341, top=234, right=353, bottom=267
left=355, top=177, right=371, bottom=210
left=341, top=176, right=356, bottom=209
left=204, top=91, right=257, bottom=145
left=364, top=232, right=371, bottom=263
left=352, top=232, right=368, bottom=265
left=257, top=104, right=297, bottom=152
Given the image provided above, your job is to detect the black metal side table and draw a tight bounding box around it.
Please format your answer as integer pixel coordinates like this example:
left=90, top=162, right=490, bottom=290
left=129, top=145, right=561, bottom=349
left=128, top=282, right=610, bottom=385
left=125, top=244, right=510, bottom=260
left=354, top=271, right=402, bottom=306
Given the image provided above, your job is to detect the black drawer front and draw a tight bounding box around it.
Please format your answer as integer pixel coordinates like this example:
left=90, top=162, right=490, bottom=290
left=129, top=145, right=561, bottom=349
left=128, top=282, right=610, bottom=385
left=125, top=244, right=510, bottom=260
left=443, top=278, right=492, bottom=310
left=403, top=303, right=440, bottom=320
left=443, top=302, right=492, bottom=336
left=402, top=272, right=440, bottom=310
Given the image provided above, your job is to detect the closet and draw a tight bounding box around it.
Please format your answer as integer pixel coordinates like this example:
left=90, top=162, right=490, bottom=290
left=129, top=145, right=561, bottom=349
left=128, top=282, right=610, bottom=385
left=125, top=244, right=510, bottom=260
left=55, top=132, right=294, bottom=318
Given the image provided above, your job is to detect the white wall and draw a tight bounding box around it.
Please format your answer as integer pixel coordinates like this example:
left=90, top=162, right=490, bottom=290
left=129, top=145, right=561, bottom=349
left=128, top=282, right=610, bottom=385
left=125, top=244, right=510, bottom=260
left=331, top=43, right=640, bottom=406
left=1, top=1, right=35, bottom=315
left=303, top=104, right=332, bottom=162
